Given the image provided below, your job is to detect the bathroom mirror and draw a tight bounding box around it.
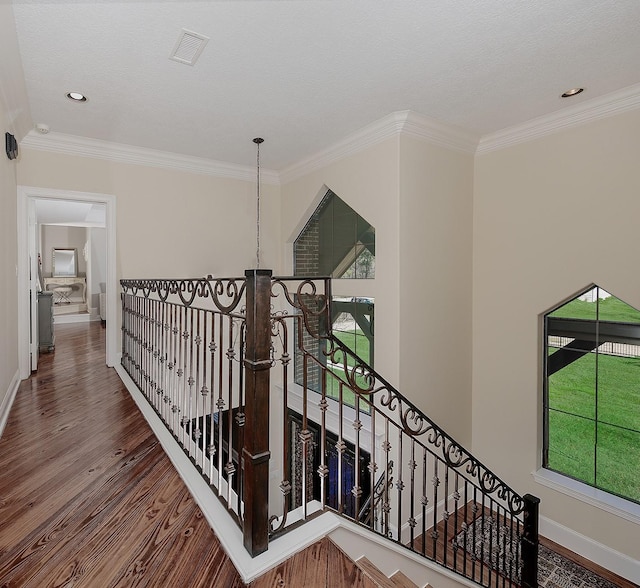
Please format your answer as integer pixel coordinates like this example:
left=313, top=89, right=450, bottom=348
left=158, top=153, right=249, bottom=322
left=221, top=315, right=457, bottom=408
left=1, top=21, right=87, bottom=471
left=52, top=248, right=78, bottom=277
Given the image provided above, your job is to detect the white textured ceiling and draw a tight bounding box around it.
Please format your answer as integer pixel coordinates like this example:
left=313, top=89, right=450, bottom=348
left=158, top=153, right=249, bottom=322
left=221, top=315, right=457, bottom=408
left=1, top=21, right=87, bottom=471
left=11, top=0, right=640, bottom=170
left=35, top=199, right=106, bottom=227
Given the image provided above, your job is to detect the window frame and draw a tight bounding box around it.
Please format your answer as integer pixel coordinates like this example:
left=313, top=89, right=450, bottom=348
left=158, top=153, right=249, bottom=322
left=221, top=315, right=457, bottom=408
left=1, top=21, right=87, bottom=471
left=542, top=285, right=640, bottom=508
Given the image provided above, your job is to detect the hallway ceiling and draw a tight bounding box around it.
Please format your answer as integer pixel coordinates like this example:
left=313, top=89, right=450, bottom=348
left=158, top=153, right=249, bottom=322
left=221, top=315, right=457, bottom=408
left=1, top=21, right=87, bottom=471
left=35, top=199, right=106, bottom=227
left=11, top=0, right=640, bottom=170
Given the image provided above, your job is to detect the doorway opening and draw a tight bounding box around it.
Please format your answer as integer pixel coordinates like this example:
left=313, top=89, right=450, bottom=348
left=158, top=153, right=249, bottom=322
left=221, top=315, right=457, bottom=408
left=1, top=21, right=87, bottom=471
left=17, top=186, right=117, bottom=378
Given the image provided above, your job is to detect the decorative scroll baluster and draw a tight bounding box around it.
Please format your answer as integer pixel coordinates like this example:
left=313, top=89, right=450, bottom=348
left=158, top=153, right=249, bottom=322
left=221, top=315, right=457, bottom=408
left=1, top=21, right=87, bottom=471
left=442, top=466, right=449, bottom=568
left=207, top=311, right=217, bottom=484
left=408, top=439, right=416, bottom=550
left=169, top=304, right=179, bottom=433
left=431, top=458, right=439, bottom=558
left=396, top=429, right=403, bottom=544
left=352, top=395, right=361, bottom=520
left=318, top=368, right=328, bottom=509
left=194, top=309, right=202, bottom=470
left=367, top=408, right=376, bottom=530
left=120, top=276, right=249, bottom=542
left=216, top=314, right=224, bottom=495
left=237, top=321, right=246, bottom=510
left=452, top=472, right=460, bottom=572
left=270, top=315, right=292, bottom=535
left=300, top=352, right=309, bottom=520
left=383, top=419, right=390, bottom=537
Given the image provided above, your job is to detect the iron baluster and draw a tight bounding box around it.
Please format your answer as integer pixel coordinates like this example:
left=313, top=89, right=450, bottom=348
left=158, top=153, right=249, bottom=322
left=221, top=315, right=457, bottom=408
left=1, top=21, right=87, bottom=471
left=352, top=395, right=362, bottom=520
left=409, top=439, right=416, bottom=550
left=318, top=368, right=327, bottom=510
left=431, top=457, right=439, bottom=560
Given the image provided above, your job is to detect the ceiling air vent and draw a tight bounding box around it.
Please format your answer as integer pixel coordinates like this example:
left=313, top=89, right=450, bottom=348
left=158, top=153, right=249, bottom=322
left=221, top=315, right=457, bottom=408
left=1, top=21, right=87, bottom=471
left=169, top=29, right=209, bottom=66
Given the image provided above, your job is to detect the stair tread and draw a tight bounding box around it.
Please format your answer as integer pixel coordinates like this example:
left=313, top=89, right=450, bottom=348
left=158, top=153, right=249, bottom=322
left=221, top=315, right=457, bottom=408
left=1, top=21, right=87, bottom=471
left=389, top=570, right=419, bottom=588
left=356, top=557, right=419, bottom=588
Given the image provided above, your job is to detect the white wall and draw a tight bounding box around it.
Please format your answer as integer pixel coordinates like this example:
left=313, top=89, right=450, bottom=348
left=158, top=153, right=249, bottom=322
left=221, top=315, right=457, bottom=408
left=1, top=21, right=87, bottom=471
left=399, top=135, right=474, bottom=445
left=17, top=149, right=282, bottom=281
left=473, top=109, right=640, bottom=561
left=0, top=1, right=26, bottom=434
left=0, top=89, right=20, bottom=433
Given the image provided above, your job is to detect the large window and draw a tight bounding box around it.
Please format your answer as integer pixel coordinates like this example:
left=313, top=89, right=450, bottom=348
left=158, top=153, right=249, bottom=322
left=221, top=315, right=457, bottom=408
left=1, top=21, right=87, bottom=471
left=294, top=190, right=375, bottom=279
left=293, top=190, right=375, bottom=405
left=543, top=285, right=640, bottom=504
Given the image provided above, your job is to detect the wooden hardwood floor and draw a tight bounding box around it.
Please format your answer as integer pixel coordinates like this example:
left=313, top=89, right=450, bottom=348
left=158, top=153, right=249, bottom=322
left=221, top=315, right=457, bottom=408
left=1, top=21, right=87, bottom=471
left=0, top=323, right=244, bottom=588
left=0, top=323, right=388, bottom=588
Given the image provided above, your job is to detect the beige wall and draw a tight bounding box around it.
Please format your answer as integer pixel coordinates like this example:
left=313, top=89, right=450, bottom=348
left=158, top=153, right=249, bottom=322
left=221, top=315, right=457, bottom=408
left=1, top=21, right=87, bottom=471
left=473, top=109, right=640, bottom=559
left=281, top=137, right=475, bottom=448
left=399, top=136, right=474, bottom=445
left=17, top=149, right=282, bottom=281
left=0, top=99, right=20, bottom=418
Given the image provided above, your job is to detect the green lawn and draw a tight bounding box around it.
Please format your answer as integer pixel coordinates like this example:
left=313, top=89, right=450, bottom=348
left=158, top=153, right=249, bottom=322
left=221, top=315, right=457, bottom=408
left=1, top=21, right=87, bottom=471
left=550, top=293, right=640, bottom=323
left=547, top=347, right=640, bottom=503
left=324, top=328, right=373, bottom=411
left=333, top=328, right=371, bottom=367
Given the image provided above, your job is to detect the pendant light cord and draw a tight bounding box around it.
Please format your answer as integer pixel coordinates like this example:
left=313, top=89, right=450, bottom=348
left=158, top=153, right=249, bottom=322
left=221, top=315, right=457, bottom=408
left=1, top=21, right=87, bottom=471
left=253, top=137, right=264, bottom=269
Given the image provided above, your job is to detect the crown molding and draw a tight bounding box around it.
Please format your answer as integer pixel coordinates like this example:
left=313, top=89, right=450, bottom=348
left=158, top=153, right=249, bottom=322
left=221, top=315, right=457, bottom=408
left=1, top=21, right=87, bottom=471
left=478, top=83, right=640, bottom=154
left=401, top=110, right=480, bottom=154
left=20, top=82, right=640, bottom=185
left=20, top=130, right=280, bottom=185
left=279, top=110, right=480, bottom=185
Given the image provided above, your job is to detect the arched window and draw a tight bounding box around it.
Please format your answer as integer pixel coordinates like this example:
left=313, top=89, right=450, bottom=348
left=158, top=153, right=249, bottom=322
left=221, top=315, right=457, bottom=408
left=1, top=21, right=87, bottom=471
left=293, top=190, right=375, bottom=402
left=543, top=285, right=640, bottom=504
left=294, top=189, right=375, bottom=279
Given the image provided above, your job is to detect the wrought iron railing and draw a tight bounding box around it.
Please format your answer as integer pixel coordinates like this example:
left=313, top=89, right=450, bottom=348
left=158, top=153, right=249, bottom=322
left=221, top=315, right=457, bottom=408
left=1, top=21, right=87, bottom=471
left=121, top=270, right=539, bottom=587
left=121, top=276, right=248, bottom=527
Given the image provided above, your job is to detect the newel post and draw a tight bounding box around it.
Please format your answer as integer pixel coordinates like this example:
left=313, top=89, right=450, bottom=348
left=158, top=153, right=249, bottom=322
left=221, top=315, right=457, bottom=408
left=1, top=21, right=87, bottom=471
left=521, top=493, right=540, bottom=588
left=242, top=269, right=273, bottom=557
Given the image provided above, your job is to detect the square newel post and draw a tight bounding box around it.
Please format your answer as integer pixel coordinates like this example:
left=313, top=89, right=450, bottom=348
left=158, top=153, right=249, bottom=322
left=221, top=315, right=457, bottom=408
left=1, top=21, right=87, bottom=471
left=521, top=493, right=540, bottom=588
left=242, top=269, right=273, bottom=557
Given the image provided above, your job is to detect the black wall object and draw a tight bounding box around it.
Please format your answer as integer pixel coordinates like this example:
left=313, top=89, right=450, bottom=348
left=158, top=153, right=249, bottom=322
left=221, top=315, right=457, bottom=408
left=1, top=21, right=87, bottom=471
left=5, top=132, right=18, bottom=160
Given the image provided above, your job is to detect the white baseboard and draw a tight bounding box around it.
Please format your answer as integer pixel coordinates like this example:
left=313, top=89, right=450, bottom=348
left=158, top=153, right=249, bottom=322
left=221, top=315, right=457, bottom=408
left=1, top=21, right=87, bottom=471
left=0, top=370, right=21, bottom=439
left=540, top=515, right=640, bottom=584
left=54, top=312, right=92, bottom=324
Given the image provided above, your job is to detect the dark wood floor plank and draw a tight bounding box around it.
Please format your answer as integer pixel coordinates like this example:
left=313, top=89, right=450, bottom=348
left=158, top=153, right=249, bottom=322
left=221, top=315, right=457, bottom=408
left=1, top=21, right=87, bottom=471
left=0, top=322, right=246, bottom=588
left=4, top=448, right=175, bottom=587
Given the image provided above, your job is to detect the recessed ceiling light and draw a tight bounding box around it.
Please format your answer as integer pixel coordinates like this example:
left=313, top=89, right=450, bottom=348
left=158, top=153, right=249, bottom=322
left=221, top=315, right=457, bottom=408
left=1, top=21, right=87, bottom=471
left=66, top=92, right=87, bottom=102
left=561, top=88, right=584, bottom=98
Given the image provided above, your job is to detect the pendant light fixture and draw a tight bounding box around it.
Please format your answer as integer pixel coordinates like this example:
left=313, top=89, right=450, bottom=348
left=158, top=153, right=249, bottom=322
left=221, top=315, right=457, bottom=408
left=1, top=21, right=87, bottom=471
left=253, top=137, right=264, bottom=269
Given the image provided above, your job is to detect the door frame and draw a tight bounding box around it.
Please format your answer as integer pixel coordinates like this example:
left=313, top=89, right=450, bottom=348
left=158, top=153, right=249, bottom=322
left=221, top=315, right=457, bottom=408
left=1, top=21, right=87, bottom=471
left=18, top=186, right=117, bottom=378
